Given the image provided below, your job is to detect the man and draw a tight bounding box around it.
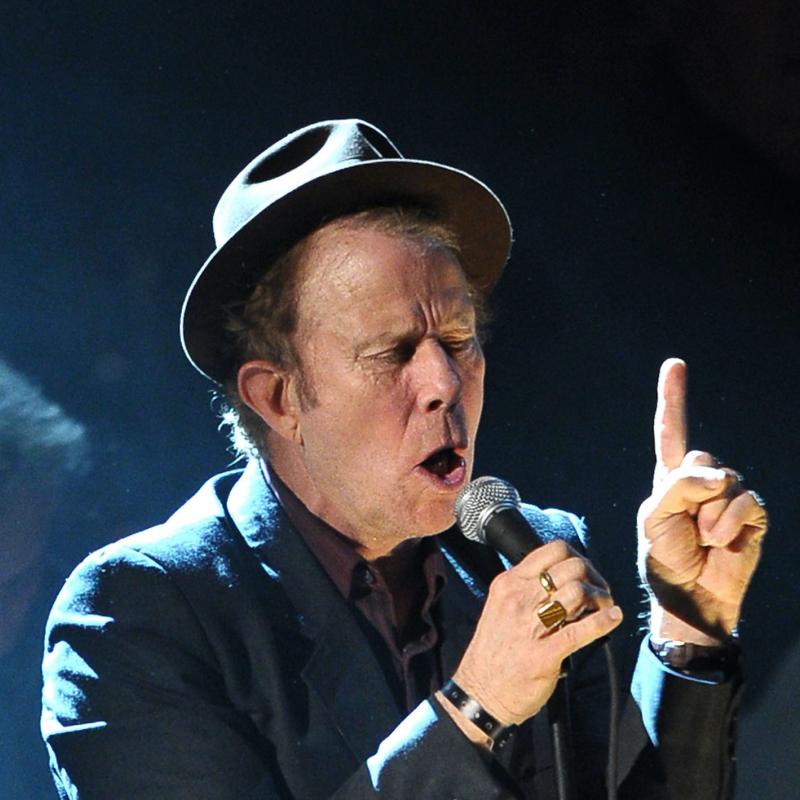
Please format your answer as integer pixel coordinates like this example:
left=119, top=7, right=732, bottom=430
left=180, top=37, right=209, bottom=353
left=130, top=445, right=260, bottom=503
left=42, top=119, right=766, bottom=798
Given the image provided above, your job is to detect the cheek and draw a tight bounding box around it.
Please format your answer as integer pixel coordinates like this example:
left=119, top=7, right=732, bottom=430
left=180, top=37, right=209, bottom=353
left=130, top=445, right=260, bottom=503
left=303, top=391, right=402, bottom=474
left=463, top=364, right=485, bottom=423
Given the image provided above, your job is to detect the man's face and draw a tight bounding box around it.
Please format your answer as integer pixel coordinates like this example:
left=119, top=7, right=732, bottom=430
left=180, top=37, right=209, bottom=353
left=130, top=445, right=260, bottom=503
left=283, top=221, right=485, bottom=557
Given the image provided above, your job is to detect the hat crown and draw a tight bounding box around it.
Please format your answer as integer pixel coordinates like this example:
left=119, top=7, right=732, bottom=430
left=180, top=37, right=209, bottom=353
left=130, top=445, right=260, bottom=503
left=182, top=118, right=511, bottom=384
left=212, top=119, right=402, bottom=248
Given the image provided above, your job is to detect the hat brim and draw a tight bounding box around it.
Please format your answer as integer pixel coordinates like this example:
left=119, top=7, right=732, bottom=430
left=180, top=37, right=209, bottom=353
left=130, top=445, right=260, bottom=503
left=181, top=158, right=512, bottom=383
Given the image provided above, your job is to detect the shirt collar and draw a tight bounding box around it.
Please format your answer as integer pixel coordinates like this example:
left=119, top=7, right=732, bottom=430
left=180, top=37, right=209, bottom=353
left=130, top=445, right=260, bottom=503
left=261, top=459, right=446, bottom=602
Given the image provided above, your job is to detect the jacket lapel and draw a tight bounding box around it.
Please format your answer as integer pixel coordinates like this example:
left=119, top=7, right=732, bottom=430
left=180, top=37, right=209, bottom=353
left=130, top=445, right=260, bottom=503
left=225, top=460, right=402, bottom=764
left=223, top=461, right=548, bottom=778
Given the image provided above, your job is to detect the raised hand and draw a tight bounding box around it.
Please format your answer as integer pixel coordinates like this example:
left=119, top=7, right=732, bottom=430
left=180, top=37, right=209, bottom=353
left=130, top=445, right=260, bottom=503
left=638, top=358, right=768, bottom=644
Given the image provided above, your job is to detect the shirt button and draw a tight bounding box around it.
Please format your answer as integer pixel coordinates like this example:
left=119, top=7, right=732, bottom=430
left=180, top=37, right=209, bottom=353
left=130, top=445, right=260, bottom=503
left=356, top=564, right=375, bottom=585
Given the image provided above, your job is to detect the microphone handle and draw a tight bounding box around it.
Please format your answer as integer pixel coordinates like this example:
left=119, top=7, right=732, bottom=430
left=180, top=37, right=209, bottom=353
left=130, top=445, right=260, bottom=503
left=483, top=506, right=545, bottom=565
left=483, top=504, right=577, bottom=800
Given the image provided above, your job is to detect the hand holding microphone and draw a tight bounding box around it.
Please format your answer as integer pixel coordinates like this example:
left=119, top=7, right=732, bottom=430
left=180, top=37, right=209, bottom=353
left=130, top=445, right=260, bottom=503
left=440, top=477, right=623, bottom=731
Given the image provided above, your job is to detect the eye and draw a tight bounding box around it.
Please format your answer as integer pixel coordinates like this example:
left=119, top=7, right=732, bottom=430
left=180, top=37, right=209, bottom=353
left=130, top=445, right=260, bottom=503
left=371, top=339, right=416, bottom=364
left=392, top=339, right=417, bottom=363
left=442, top=336, right=478, bottom=356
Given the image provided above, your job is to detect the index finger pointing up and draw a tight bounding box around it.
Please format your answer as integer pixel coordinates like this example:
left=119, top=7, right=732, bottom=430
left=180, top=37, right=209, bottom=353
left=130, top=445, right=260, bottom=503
left=654, top=358, right=688, bottom=485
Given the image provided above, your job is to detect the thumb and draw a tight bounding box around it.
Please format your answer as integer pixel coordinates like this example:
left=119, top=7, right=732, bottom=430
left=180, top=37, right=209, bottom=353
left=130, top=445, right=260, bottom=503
left=645, top=467, right=733, bottom=521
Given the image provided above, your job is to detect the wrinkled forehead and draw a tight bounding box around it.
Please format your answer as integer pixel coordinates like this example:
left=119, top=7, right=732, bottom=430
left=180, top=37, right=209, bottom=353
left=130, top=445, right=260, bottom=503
left=293, top=220, right=474, bottom=331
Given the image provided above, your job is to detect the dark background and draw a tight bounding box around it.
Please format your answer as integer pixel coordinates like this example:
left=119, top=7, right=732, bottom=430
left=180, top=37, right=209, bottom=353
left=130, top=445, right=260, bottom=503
left=3, top=2, right=798, bottom=796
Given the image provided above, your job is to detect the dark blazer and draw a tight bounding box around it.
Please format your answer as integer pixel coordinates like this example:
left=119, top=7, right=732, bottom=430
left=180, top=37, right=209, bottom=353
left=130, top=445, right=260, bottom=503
left=41, top=461, right=740, bottom=799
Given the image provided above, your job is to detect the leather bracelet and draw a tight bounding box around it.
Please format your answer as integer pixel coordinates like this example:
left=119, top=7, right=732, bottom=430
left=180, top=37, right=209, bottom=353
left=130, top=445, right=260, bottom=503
left=440, top=678, right=516, bottom=751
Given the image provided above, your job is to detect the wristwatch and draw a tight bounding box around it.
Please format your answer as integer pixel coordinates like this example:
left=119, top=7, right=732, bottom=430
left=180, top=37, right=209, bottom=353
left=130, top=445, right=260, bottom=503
left=650, top=637, right=741, bottom=679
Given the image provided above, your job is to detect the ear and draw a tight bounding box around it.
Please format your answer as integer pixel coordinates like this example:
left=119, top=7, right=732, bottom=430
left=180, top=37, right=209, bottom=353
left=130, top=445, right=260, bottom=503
left=237, top=360, right=304, bottom=444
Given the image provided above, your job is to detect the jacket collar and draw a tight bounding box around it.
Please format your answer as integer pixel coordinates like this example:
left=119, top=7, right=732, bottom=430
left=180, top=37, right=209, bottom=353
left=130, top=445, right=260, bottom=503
left=221, top=459, right=487, bottom=763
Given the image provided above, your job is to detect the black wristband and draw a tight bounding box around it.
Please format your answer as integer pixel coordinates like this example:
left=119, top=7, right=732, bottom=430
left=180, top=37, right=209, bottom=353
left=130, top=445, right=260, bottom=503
left=440, top=678, right=516, bottom=751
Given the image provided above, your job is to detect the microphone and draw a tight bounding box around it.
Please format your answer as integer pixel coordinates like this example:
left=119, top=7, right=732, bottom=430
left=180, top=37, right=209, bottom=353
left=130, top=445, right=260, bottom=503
left=455, top=475, right=579, bottom=800
left=455, top=475, right=619, bottom=800
left=455, top=476, right=544, bottom=565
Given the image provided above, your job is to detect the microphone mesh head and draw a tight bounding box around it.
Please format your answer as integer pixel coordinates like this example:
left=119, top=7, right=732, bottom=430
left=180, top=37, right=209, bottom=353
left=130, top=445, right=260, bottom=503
left=455, top=476, right=521, bottom=543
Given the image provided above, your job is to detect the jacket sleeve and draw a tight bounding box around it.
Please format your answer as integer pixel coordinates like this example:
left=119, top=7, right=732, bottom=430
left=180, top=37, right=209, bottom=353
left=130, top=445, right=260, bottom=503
left=615, top=638, right=741, bottom=800
left=549, top=506, right=741, bottom=800
left=42, top=545, right=279, bottom=799
left=41, top=544, right=519, bottom=800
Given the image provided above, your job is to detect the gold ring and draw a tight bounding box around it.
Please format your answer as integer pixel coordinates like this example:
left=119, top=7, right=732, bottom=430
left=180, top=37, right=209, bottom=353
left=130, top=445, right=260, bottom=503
left=537, top=600, right=567, bottom=631
left=538, top=570, right=557, bottom=596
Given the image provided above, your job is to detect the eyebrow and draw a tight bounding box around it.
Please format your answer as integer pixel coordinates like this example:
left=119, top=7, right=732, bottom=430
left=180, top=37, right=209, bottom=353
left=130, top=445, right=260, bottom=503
left=353, top=310, right=478, bottom=356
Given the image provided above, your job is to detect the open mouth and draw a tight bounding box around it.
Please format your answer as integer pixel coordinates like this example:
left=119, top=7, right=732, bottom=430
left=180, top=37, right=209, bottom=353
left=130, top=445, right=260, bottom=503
left=419, top=447, right=466, bottom=485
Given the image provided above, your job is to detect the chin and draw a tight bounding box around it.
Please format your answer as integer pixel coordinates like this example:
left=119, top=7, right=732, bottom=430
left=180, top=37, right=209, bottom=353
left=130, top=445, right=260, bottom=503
left=414, top=504, right=458, bottom=538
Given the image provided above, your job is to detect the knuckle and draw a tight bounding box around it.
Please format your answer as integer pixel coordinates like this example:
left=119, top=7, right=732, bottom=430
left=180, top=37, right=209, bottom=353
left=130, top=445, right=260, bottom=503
left=548, top=539, right=571, bottom=562
left=560, top=621, right=582, bottom=649
left=488, top=571, right=514, bottom=601
left=561, top=582, right=585, bottom=609
left=721, top=468, right=745, bottom=497
left=595, top=589, right=614, bottom=608
left=723, top=490, right=765, bottom=532
left=746, top=491, right=768, bottom=527
left=564, top=556, right=587, bottom=579
left=750, top=504, right=769, bottom=531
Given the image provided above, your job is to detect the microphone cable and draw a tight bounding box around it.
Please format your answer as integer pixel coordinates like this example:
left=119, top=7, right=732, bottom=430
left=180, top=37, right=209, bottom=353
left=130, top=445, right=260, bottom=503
left=603, top=639, right=620, bottom=800
left=455, top=476, right=622, bottom=800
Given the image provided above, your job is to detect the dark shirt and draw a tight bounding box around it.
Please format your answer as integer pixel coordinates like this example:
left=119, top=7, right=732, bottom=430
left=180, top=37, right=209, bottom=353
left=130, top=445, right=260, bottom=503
left=263, top=461, right=446, bottom=711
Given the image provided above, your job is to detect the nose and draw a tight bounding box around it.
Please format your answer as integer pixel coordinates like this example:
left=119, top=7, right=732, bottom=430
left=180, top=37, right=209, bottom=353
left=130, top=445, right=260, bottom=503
left=414, top=339, right=462, bottom=413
